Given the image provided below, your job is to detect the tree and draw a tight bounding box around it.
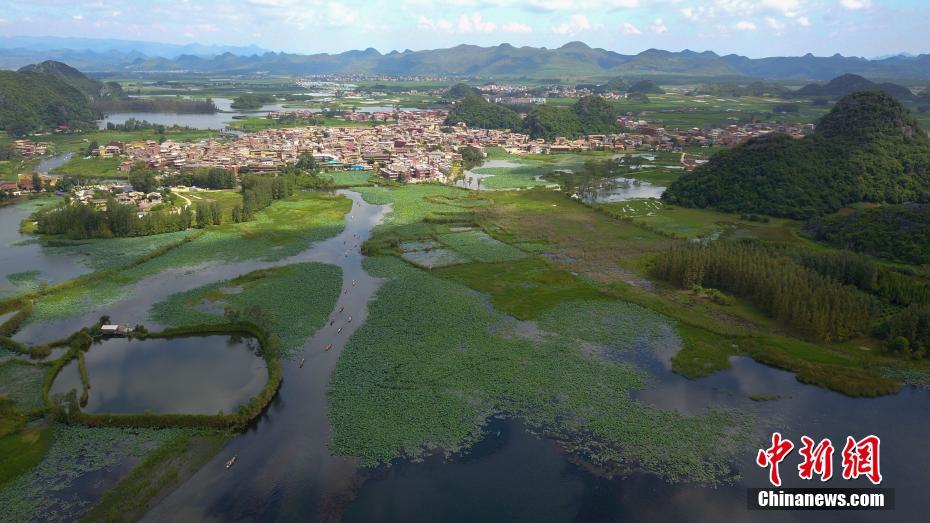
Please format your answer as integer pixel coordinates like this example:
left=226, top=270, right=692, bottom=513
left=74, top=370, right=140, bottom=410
left=85, top=140, right=99, bottom=157
left=129, top=167, right=157, bottom=193
left=31, top=172, right=42, bottom=192
left=296, top=152, right=318, bottom=172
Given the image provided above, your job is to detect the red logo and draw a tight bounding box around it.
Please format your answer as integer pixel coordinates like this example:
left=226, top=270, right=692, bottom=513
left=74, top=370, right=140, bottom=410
left=756, top=432, right=795, bottom=487
left=841, top=435, right=882, bottom=485
left=756, top=434, right=882, bottom=486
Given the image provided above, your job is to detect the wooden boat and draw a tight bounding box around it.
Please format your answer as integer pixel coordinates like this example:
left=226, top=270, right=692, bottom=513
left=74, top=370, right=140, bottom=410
left=225, top=456, right=237, bottom=469
left=325, top=343, right=334, bottom=351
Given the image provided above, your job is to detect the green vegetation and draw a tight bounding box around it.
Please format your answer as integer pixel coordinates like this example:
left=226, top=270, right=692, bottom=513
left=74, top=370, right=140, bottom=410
left=523, top=95, right=619, bottom=140
left=653, top=241, right=875, bottom=342
left=628, top=80, right=665, bottom=94
left=329, top=256, right=749, bottom=484
left=230, top=93, right=278, bottom=110
left=52, top=156, right=124, bottom=179
left=27, top=192, right=350, bottom=322
left=0, top=425, right=196, bottom=521
left=0, top=70, right=98, bottom=135
left=804, top=203, right=930, bottom=265
left=444, top=94, right=521, bottom=130
left=664, top=91, right=930, bottom=219
left=96, top=97, right=217, bottom=114
left=78, top=430, right=229, bottom=523
left=151, top=263, right=342, bottom=357
left=0, top=361, right=47, bottom=410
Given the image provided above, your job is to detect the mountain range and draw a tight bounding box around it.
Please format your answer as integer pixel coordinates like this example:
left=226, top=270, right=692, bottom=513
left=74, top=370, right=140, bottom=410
left=2, top=39, right=930, bottom=81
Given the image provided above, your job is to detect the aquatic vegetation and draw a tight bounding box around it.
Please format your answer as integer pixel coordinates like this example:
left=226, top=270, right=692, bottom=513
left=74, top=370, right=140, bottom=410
left=78, top=430, right=229, bottom=523
left=437, top=230, right=528, bottom=263
left=0, top=361, right=47, bottom=410
left=29, top=193, right=350, bottom=323
left=150, top=263, right=342, bottom=356
left=6, top=271, right=42, bottom=292
left=0, top=425, right=195, bottom=522
left=329, top=256, right=749, bottom=484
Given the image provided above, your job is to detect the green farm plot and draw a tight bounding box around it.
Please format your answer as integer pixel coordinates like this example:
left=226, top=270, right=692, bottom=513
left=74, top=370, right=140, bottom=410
left=329, top=256, right=749, bottom=483
left=0, top=362, right=46, bottom=410
left=51, top=157, right=124, bottom=179
left=150, top=263, right=342, bottom=357
left=437, top=230, right=528, bottom=263
left=0, top=425, right=197, bottom=522
left=323, top=171, right=373, bottom=187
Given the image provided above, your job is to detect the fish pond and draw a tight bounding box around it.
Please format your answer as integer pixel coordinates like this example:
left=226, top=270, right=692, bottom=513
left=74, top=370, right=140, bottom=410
left=49, top=335, right=267, bottom=415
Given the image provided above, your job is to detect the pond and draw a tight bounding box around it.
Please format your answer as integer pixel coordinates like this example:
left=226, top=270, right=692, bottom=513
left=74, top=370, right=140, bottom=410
left=580, top=177, right=666, bottom=203
left=97, top=97, right=287, bottom=130
left=49, top=335, right=267, bottom=415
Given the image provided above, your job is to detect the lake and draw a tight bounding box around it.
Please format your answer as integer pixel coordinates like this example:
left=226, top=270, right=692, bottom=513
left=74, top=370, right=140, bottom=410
left=97, top=97, right=287, bottom=130
left=49, top=335, right=268, bottom=415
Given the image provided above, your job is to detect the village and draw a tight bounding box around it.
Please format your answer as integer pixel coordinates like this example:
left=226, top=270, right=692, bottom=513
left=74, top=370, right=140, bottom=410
left=1, top=108, right=815, bottom=208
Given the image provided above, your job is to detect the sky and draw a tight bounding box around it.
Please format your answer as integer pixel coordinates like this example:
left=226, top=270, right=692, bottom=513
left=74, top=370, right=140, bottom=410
left=0, top=0, right=927, bottom=58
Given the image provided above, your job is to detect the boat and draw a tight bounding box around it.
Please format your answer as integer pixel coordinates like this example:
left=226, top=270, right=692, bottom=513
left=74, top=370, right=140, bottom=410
left=299, top=358, right=305, bottom=368
left=337, top=327, right=343, bottom=334
left=329, top=319, right=335, bottom=326
left=325, top=344, right=333, bottom=351
left=347, top=316, right=352, bottom=323
left=339, top=306, right=344, bottom=313
left=225, top=456, right=237, bottom=469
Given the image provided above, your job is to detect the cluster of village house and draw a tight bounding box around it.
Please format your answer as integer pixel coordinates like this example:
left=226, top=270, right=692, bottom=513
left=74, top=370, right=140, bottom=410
left=3, top=109, right=817, bottom=198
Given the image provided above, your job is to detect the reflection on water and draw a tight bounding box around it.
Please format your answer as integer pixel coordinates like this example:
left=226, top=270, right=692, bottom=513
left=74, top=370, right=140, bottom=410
left=50, top=335, right=267, bottom=415
left=98, top=97, right=286, bottom=130
left=0, top=199, right=89, bottom=295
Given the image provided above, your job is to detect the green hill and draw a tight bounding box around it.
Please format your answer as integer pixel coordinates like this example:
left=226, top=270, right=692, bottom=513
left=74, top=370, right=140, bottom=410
left=628, top=79, right=665, bottom=94
left=0, top=69, right=99, bottom=135
left=795, top=73, right=915, bottom=101
left=18, top=60, right=122, bottom=99
left=662, top=90, right=930, bottom=219
left=443, top=94, right=521, bottom=130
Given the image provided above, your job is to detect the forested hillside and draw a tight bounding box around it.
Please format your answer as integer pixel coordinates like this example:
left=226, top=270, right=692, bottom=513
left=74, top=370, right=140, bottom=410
left=0, top=69, right=99, bottom=135
left=662, top=90, right=930, bottom=219
left=804, top=204, right=930, bottom=265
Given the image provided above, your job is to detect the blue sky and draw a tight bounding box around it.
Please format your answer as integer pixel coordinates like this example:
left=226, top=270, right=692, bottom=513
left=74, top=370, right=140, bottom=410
left=0, top=0, right=926, bottom=58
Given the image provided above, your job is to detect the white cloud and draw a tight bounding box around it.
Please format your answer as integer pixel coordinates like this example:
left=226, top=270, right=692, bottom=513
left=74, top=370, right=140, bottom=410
left=840, top=0, right=871, bottom=9
left=551, top=14, right=602, bottom=36
left=765, top=17, right=786, bottom=30
left=621, top=22, right=641, bottom=35
left=501, top=22, right=533, bottom=33
left=734, top=20, right=756, bottom=31
left=458, top=13, right=496, bottom=33
left=72, top=15, right=84, bottom=21
left=797, top=16, right=810, bottom=26
left=650, top=18, right=668, bottom=34
left=326, top=3, right=358, bottom=27
left=417, top=15, right=453, bottom=32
